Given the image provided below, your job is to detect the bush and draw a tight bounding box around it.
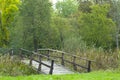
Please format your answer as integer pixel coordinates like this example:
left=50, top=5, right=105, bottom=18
left=0, top=55, right=37, bottom=76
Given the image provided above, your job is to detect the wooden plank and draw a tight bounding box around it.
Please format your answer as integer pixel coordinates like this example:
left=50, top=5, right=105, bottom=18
left=22, top=60, right=74, bottom=75
left=33, top=59, right=51, bottom=68
left=21, top=48, right=93, bottom=73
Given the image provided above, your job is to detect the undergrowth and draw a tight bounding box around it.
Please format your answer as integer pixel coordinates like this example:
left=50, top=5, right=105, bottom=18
left=0, top=54, right=37, bottom=76
left=46, top=47, right=120, bottom=72
left=75, top=48, right=120, bottom=70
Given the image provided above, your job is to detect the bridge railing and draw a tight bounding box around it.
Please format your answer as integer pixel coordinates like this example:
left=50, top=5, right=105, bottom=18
left=19, top=48, right=54, bottom=74
left=0, top=48, right=13, bottom=56
left=19, top=48, right=32, bottom=59
left=37, top=48, right=95, bottom=72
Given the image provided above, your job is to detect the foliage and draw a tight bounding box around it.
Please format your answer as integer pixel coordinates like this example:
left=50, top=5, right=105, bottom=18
left=0, top=55, right=37, bottom=76
left=78, top=1, right=92, bottom=13
left=63, top=35, right=87, bottom=53
left=9, top=15, right=23, bottom=50
left=56, top=0, right=78, bottom=17
left=51, top=16, right=72, bottom=49
left=0, top=0, right=20, bottom=47
left=20, top=0, right=52, bottom=50
left=7, top=0, right=119, bottom=51
left=76, top=47, right=120, bottom=70
left=110, top=0, right=120, bottom=49
left=78, top=4, right=116, bottom=49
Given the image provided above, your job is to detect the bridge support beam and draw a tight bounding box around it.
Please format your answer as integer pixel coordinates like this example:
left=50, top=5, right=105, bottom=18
left=73, top=56, right=77, bottom=71
left=61, top=53, right=65, bottom=66
left=37, top=55, right=42, bottom=73
left=49, top=60, right=54, bottom=74
left=87, top=61, right=91, bottom=72
left=29, top=54, right=33, bottom=66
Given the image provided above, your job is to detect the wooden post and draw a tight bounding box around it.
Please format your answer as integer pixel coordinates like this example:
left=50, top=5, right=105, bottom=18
left=47, top=50, right=50, bottom=61
left=11, top=49, right=14, bottom=56
left=38, top=55, right=42, bottom=72
left=87, top=61, right=91, bottom=72
left=9, top=49, right=13, bottom=56
left=73, top=56, right=77, bottom=70
left=29, top=54, right=33, bottom=66
left=61, top=53, right=64, bottom=66
left=19, top=49, right=22, bottom=60
left=49, top=60, right=54, bottom=75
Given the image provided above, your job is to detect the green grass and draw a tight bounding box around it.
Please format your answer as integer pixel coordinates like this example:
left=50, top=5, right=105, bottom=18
left=0, top=71, right=120, bottom=80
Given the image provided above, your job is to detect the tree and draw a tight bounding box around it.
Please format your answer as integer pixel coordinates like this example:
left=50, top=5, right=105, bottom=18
left=110, top=0, right=120, bottom=50
left=56, top=0, right=78, bottom=17
left=78, top=1, right=92, bottom=13
left=0, top=0, right=20, bottom=47
left=51, top=16, right=72, bottom=49
left=78, top=4, right=115, bottom=49
left=20, top=0, right=51, bottom=50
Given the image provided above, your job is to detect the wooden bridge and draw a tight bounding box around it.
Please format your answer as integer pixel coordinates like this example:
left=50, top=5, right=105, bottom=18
left=19, top=48, right=94, bottom=75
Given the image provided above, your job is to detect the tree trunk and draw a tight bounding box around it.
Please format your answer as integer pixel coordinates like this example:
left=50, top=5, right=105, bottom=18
left=33, top=34, right=38, bottom=52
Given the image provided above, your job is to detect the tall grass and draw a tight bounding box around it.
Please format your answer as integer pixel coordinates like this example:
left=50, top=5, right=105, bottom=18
left=63, top=36, right=120, bottom=71
left=0, top=54, right=37, bottom=76
left=75, top=48, right=120, bottom=70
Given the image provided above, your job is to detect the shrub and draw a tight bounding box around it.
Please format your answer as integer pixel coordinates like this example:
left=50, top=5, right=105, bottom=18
left=0, top=55, right=37, bottom=76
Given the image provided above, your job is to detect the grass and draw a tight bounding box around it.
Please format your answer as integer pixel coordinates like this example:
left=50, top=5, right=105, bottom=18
left=0, top=55, right=37, bottom=76
left=0, top=71, right=120, bottom=80
left=0, top=49, right=120, bottom=80
left=41, top=48, right=120, bottom=72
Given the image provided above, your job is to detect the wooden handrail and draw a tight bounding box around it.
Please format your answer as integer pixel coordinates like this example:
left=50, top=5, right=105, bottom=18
left=37, top=48, right=95, bottom=72
left=0, top=48, right=14, bottom=55
left=30, top=52, right=54, bottom=74
left=20, top=48, right=94, bottom=73
left=37, top=48, right=95, bottom=62
left=20, top=48, right=32, bottom=53
left=20, top=48, right=54, bottom=74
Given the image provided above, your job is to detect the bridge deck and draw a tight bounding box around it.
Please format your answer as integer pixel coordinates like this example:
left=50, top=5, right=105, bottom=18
left=22, top=60, right=74, bottom=75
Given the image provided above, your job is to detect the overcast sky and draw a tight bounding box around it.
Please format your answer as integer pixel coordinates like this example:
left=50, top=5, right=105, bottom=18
left=51, top=0, right=63, bottom=4
left=52, top=0, right=57, bottom=4
left=51, top=0, right=58, bottom=5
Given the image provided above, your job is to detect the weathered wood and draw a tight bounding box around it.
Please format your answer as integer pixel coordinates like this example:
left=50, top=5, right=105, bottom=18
left=73, top=56, right=77, bottom=70
left=47, top=50, right=50, bottom=60
left=41, top=61, right=51, bottom=68
left=19, top=49, right=23, bottom=60
left=87, top=61, right=91, bottom=72
left=31, top=54, right=53, bottom=68
left=62, top=59, right=88, bottom=69
left=47, top=55, right=62, bottom=59
left=37, top=48, right=94, bottom=72
left=38, top=55, right=42, bottom=72
left=22, top=50, right=55, bottom=74
left=20, top=48, right=32, bottom=53
left=37, top=48, right=95, bottom=62
left=22, top=60, right=74, bottom=75
left=21, top=48, right=94, bottom=73
left=29, top=54, right=33, bottom=66
left=61, top=53, right=64, bottom=66
left=49, top=60, right=54, bottom=74
left=9, top=49, right=14, bottom=56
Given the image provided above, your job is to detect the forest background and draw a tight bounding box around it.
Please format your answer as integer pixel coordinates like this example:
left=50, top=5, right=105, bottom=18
left=0, top=0, right=120, bottom=69
left=0, top=0, right=119, bottom=50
